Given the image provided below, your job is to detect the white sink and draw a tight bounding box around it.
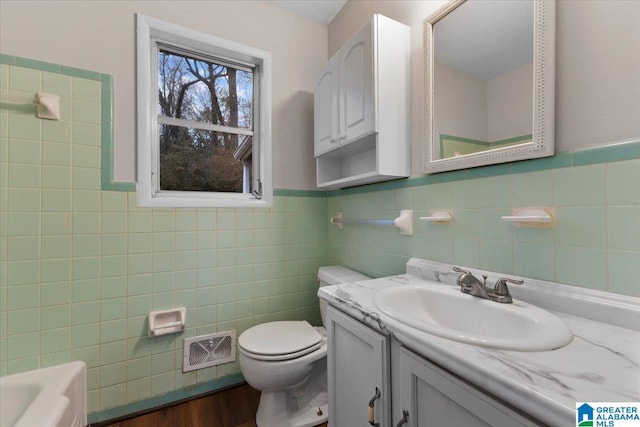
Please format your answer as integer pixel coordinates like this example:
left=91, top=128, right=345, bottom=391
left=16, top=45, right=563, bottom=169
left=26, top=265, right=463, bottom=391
left=0, top=361, right=86, bottom=427
left=373, top=283, right=573, bottom=351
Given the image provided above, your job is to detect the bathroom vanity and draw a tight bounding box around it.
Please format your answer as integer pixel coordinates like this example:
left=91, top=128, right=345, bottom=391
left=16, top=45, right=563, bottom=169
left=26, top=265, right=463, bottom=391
left=319, top=258, right=640, bottom=426
left=326, top=305, right=537, bottom=426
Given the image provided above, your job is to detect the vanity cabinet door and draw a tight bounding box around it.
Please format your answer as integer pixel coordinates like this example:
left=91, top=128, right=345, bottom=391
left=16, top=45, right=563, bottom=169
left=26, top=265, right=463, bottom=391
left=326, top=305, right=390, bottom=427
left=398, top=347, right=539, bottom=427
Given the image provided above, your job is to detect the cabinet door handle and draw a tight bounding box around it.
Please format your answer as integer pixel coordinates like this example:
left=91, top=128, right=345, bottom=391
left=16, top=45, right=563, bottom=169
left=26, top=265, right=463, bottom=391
left=396, top=409, right=409, bottom=427
left=339, top=134, right=347, bottom=141
left=330, top=137, right=337, bottom=143
left=368, top=386, right=381, bottom=427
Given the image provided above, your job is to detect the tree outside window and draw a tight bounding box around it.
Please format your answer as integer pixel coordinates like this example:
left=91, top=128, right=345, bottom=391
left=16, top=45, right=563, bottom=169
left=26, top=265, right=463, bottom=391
left=157, top=48, right=254, bottom=193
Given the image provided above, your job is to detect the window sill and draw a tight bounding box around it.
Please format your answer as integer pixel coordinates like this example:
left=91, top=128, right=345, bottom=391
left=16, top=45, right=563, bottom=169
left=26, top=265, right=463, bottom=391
left=137, top=190, right=273, bottom=209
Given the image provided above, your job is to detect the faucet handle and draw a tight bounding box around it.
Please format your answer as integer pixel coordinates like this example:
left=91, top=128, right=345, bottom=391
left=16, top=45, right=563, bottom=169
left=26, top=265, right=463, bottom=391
left=492, top=277, right=524, bottom=303
left=452, top=266, right=480, bottom=291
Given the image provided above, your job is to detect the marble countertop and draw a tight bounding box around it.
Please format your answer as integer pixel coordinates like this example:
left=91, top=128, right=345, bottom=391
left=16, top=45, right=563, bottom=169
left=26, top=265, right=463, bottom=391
left=318, top=259, right=640, bottom=426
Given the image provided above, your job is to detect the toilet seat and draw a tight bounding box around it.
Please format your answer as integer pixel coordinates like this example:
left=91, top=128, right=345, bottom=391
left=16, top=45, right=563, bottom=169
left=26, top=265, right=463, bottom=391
left=239, top=321, right=324, bottom=361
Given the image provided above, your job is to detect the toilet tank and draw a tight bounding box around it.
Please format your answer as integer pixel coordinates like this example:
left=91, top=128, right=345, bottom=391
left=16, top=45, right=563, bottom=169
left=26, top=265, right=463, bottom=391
left=317, top=266, right=370, bottom=327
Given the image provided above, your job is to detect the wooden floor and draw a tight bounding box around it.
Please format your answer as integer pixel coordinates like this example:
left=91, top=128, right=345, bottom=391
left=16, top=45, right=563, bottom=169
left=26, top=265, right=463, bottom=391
left=103, top=384, right=328, bottom=427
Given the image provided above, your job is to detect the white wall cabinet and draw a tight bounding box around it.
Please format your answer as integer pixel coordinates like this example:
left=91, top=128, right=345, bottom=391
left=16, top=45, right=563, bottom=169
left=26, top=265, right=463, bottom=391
left=314, top=57, right=339, bottom=156
left=327, top=305, right=543, bottom=427
left=314, top=26, right=374, bottom=157
left=314, top=14, right=410, bottom=189
left=326, top=305, right=391, bottom=427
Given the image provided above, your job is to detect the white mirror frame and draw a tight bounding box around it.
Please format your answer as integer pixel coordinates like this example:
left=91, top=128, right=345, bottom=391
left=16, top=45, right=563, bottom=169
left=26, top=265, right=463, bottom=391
left=424, top=0, right=555, bottom=174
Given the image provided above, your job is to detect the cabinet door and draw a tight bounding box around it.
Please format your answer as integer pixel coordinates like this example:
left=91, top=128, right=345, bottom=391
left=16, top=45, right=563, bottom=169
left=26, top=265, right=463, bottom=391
left=314, top=58, right=339, bottom=157
left=326, top=305, right=390, bottom=427
left=338, top=20, right=374, bottom=145
left=398, top=348, right=539, bottom=427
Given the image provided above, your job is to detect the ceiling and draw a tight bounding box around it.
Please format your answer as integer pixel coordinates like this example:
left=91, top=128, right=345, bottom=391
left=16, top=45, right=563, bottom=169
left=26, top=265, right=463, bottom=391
left=263, top=0, right=347, bottom=25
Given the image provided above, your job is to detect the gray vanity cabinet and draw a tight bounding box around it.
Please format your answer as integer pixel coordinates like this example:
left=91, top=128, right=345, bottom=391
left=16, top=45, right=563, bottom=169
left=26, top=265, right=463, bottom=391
left=326, top=304, right=543, bottom=427
left=397, top=347, right=539, bottom=427
left=326, top=305, right=391, bottom=427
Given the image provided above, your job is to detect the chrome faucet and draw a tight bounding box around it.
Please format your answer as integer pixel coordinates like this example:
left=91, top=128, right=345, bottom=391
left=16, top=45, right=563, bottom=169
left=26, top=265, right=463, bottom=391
left=452, top=266, right=524, bottom=304
left=453, top=266, right=490, bottom=299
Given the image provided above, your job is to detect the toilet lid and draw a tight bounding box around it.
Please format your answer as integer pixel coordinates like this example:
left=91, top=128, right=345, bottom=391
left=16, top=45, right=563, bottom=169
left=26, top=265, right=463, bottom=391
left=239, top=321, right=323, bottom=357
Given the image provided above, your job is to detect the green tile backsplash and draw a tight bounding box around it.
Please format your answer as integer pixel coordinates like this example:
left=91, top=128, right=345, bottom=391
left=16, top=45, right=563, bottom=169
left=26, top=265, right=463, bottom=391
left=3, top=54, right=640, bottom=423
left=326, top=158, right=640, bottom=297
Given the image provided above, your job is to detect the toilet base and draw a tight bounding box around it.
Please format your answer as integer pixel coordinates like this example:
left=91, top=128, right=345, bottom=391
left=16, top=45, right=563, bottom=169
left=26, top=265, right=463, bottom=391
left=255, top=358, right=328, bottom=427
left=256, top=390, right=328, bottom=427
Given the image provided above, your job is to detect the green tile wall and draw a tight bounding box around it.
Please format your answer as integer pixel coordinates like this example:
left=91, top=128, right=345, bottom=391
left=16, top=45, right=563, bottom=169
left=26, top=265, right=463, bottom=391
left=3, top=54, right=640, bottom=423
left=327, top=159, right=640, bottom=297
left=0, top=61, right=328, bottom=421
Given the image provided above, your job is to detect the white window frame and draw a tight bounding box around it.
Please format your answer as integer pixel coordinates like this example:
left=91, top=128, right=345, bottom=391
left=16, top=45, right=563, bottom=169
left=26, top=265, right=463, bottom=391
left=136, top=14, right=272, bottom=208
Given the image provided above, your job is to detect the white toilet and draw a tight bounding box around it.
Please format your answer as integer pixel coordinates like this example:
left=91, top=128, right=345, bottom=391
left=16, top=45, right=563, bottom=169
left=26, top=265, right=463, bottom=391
left=238, top=266, right=369, bottom=427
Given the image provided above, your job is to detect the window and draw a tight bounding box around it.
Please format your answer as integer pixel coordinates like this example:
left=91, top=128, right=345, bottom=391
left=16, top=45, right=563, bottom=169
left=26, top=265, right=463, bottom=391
left=136, top=15, right=272, bottom=207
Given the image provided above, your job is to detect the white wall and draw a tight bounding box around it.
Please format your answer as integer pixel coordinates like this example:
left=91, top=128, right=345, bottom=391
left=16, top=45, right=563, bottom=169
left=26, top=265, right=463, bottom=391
left=555, top=0, right=640, bottom=150
left=0, top=0, right=327, bottom=189
left=487, top=62, right=533, bottom=142
left=329, top=0, right=640, bottom=176
left=435, top=61, right=532, bottom=144
left=434, top=63, right=488, bottom=143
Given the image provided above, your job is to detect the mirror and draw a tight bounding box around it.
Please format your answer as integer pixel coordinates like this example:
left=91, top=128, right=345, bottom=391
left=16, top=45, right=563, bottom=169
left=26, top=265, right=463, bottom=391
left=424, top=0, right=555, bottom=174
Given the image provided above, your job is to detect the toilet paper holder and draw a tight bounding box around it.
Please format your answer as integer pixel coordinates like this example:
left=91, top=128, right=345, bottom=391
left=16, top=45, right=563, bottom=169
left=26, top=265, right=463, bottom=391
left=148, top=307, right=186, bottom=337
